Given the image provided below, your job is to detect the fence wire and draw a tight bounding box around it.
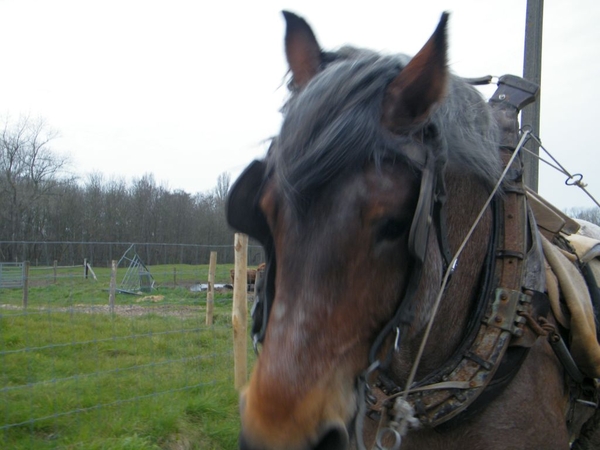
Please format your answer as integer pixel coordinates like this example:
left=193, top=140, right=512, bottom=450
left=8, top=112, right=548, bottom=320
left=0, top=249, right=260, bottom=448
left=0, top=241, right=265, bottom=267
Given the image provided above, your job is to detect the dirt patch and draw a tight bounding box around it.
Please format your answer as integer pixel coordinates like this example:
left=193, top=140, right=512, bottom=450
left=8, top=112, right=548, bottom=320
left=136, top=295, right=165, bottom=303
left=0, top=303, right=204, bottom=318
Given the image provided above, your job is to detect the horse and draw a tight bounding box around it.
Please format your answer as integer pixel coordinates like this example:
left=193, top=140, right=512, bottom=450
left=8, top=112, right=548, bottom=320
left=227, top=11, right=600, bottom=450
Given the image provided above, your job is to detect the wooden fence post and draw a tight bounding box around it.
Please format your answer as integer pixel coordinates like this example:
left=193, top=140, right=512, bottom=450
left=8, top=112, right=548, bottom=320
left=109, top=260, right=117, bottom=313
left=84, top=258, right=88, bottom=279
left=22, top=261, right=29, bottom=309
left=206, top=251, right=217, bottom=326
left=232, top=233, right=248, bottom=390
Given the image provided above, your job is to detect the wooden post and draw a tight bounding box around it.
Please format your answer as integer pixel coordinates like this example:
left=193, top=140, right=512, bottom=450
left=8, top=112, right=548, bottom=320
left=22, top=261, right=29, bottom=309
left=232, top=233, right=248, bottom=390
left=109, top=260, right=117, bottom=313
left=53, top=260, right=58, bottom=284
left=84, top=258, right=88, bottom=279
left=206, top=251, right=217, bottom=326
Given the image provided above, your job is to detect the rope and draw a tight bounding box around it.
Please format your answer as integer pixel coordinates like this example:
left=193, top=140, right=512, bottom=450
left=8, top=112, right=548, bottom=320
left=518, top=311, right=555, bottom=337
left=520, top=130, right=600, bottom=208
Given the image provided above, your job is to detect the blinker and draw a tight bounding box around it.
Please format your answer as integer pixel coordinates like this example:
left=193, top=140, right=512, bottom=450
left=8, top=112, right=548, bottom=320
left=407, top=151, right=436, bottom=265
left=226, top=159, right=276, bottom=349
left=226, top=160, right=271, bottom=245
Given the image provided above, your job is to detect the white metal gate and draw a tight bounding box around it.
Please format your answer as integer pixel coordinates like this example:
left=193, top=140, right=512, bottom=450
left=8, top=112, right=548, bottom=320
left=0, top=262, right=25, bottom=288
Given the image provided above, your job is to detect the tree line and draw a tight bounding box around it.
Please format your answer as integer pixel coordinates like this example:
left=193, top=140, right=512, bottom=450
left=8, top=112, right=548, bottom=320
left=1, top=116, right=599, bottom=267
left=0, top=116, right=244, bottom=266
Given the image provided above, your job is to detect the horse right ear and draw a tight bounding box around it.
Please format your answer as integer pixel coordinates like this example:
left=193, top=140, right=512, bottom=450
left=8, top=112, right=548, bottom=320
left=382, top=12, right=449, bottom=134
left=283, top=11, right=322, bottom=89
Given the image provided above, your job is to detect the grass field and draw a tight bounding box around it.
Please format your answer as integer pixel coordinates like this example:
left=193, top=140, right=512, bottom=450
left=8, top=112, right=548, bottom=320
left=0, top=263, right=256, bottom=449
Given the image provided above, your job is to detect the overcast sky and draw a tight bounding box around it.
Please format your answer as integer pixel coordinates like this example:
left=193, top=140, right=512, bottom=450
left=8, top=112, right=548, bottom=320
left=1, top=0, right=598, bottom=210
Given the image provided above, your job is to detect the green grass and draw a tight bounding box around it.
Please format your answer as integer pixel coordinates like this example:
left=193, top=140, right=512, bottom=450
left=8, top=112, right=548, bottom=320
left=0, top=264, right=255, bottom=449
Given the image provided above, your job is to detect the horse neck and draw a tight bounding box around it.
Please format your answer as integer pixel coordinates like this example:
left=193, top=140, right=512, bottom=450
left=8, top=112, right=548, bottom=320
left=399, top=170, right=494, bottom=378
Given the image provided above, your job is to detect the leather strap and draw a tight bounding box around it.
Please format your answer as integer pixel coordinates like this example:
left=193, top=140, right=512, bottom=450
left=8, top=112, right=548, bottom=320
left=367, top=75, right=542, bottom=428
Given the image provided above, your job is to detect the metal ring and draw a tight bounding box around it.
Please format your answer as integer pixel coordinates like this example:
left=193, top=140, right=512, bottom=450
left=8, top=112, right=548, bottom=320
left=252, top=335, right=260, bottom=355
left=520, top=124, right=533, bottom=134
left=394, top=327, right=401, bottom=351
left=565, top=173, right=584, bottom=186
left=376, top=427, right=402, bottom=450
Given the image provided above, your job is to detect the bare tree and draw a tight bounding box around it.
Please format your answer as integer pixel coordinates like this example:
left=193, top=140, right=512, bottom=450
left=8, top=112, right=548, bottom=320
left=0, top=130, right=242, bottom=263
left=214, top=171, right=231, bottom=204
left=566, top=207, right=600, bottom=226
left=0, top=115, right=70, bottom=247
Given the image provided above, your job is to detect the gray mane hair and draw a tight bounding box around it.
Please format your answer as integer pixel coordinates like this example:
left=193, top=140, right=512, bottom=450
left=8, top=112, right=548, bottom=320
left=270, top=47, right=500, bottom=212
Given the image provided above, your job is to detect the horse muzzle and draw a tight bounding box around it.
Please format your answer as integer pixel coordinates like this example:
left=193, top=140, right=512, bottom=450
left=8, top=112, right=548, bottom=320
left=239, top=423, right=349, bottom=450
left=238, top=386, right=351, bottom=450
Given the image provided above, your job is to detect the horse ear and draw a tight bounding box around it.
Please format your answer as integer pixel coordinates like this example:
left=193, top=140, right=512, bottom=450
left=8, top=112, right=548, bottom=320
left=382, top=12, right=449, bottom=133
left=283, top=11, right=322, bottom=89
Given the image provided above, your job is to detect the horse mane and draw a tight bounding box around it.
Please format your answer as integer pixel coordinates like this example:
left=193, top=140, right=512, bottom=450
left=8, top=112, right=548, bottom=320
left=269, top=47, right=501, bottom=213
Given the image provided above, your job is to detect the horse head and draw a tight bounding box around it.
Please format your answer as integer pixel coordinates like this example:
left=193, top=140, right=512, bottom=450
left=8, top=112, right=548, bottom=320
left=228, top=11, right=571, bottom=450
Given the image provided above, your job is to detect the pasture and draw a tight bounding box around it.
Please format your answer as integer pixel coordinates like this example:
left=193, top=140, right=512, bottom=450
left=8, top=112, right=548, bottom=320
left=1, top=263, right=252, bottom=449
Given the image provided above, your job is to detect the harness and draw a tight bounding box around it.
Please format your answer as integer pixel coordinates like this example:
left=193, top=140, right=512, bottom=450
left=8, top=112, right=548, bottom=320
left=226, top=74, right=587, bottom=447
left=353, top=76, right=551, bottom=448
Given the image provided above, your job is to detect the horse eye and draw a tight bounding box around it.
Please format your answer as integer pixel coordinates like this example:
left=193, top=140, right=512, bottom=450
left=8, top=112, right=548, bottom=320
left=376, top=218, right=408, bottom=242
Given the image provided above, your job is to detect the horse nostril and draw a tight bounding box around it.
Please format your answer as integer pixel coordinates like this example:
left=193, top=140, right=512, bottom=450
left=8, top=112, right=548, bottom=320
left=315, top=424, right=349, bottom=450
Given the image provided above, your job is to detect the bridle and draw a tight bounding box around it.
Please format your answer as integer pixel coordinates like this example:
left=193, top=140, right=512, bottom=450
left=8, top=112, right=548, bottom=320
left=226, top=74, right=548, bottom=449
left=367, top=128, right=454, bottom=370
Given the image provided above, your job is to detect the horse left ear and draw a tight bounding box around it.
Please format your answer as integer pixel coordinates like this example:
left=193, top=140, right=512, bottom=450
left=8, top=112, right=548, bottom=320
left=283, top=10, right=322, bottom=89
left=382, top=12, right=449, bottom=133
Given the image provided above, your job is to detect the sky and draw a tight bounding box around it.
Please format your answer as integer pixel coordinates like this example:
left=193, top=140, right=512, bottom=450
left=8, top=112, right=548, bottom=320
left=1, top=0, right=598, bottom=210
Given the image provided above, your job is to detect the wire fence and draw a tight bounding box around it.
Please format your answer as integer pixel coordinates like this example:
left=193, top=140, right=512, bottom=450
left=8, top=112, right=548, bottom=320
left=0, top=240, right=266, bottom=267
left=0, top=243, right=263, bottom=448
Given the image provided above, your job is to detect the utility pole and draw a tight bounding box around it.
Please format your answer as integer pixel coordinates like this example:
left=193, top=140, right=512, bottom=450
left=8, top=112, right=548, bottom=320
left=521, top=0, right=544, bottom=191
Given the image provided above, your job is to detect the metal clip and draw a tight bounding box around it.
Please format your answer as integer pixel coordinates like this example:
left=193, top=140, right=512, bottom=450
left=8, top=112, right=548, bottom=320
left=376, top=427, right=402, bottom=450
left=486, top=288, right=531, bottom=336
left=394, top=327, right=401, bottom=352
